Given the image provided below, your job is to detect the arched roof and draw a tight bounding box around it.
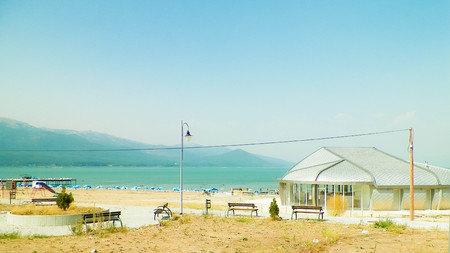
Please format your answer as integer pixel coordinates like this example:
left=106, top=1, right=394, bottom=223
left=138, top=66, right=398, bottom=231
left=280, top=147, right=450, bottom=188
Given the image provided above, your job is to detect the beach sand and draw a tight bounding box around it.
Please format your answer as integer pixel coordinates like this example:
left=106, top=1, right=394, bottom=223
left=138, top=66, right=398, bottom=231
left=0, top=188, right=448, bottom=252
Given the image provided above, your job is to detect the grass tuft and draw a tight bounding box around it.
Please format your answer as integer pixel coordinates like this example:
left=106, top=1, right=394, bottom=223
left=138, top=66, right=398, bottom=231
left=11, top=204, right=103, bottom=215
left=321, top=227, right=340, bottom=244
left=71, top=219, right=127, bottom=236
left=0, top=232, right=21, bottom=239
left=373, top=218, right=406, bottom=233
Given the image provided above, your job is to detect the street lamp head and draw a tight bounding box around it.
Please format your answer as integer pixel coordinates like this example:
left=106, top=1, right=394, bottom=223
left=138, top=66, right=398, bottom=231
left=185, top=130, right=193, bottom=142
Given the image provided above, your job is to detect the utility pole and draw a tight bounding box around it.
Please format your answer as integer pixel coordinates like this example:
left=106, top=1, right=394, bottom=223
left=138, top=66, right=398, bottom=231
left=409, top=128, right=414, bottom=221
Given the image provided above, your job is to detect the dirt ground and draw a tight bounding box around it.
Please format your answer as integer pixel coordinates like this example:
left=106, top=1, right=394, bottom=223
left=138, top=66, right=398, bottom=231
left=0, top=189, right=448, bottom=252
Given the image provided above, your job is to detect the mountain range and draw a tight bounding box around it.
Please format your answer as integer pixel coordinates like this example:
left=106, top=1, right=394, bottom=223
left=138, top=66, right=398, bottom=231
left=0, top=117, right=293, bottom=167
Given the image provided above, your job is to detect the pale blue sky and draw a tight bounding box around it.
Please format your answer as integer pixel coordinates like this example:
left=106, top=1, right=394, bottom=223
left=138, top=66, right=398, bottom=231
left=0, top=1, right=449, bottom=166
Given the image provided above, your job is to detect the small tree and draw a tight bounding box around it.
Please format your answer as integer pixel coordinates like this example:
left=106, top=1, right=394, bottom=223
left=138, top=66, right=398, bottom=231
left=269, top=198, right=280, bottom=220
left=56, top=187, right=74, bottom=211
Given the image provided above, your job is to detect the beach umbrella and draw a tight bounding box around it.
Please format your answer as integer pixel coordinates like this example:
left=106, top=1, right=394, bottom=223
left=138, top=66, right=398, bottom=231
left=157, top=187, right=164, bottom=191
left=96, top=185, right=102, bottom=189
left=172, top=187, right=180, bottom=191
left=83, top=185, right=92, bottom=189
left=150, top=187, right=155, bottom=190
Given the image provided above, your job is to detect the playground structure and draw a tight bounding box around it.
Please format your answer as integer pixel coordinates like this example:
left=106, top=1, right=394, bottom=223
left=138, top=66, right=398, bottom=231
left=0, top=177, right=76, bottom=202
left=30, top=181, right=58, bottom=198
left=0, top=180, right=17, bottom=203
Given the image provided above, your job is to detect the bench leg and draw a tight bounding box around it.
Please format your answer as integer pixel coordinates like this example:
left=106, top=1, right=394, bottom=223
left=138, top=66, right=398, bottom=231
left=112, top=219, right=122, bottom=228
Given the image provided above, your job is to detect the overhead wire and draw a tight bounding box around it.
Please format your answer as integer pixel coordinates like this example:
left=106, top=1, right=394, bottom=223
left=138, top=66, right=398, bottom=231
left=0, top=129, right=409, bottom=152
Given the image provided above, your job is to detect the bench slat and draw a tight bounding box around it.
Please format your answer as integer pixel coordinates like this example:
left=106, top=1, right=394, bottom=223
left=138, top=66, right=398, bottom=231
left=82, top=211, right=123, bottom=227
left=153, top=203, right=173, bottom=220
left=291, top=206, right=324, bottom=220
left=31, top=198, right=57, bottom=205
left=32, top=198, right=58, bottom=202
left=226, top=203, right=258, bottom=217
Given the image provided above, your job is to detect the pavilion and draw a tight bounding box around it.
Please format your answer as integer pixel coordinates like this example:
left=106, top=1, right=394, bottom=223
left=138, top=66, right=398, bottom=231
left=278, top=147, right=450, bottom=211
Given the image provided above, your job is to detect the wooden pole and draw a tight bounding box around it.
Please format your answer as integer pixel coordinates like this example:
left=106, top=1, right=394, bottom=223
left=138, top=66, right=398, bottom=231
left=409, top=128, right=414, bottom=221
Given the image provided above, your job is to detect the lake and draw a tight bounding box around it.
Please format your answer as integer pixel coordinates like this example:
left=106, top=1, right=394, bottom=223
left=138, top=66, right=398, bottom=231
left=0, top=166, right=289, bottom=191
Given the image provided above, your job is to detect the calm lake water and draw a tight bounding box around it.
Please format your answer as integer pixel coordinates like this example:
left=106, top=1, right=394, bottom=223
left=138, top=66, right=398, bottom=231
left=0, top=166, right=288, bottom=191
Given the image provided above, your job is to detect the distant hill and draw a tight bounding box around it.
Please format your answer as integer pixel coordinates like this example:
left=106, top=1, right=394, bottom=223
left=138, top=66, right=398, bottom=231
left=0, top=117, right=293, bottom=167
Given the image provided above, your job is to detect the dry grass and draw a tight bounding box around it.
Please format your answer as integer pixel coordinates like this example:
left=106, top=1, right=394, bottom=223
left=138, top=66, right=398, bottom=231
left=1, top=214, right=447, bottom=253
left=0, top=189, right=448, bottom=252
left=4, top=204, right=103, bottom=215
left=326, top=195, right=347, bottom=216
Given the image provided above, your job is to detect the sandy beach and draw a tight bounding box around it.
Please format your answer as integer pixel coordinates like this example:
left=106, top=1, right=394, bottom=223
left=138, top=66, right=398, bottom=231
left=0, top=188, right=449, bottom=252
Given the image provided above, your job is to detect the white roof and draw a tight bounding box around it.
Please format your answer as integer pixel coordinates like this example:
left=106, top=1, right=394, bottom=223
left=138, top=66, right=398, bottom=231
left=280, top=147, right=450, bottom=188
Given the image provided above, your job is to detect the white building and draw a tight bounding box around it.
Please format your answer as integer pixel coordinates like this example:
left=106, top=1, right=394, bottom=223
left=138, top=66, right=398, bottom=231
left=278, top=147, right=450, bottom=211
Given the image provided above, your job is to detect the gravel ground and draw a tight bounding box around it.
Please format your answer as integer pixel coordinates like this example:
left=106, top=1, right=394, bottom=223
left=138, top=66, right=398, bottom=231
left=0, top=197, right=448, bottom=237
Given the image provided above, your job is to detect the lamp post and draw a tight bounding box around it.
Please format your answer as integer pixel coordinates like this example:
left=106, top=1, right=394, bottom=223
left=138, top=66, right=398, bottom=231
left=180, top=120, right=192, bottom=215
left=409, top=128, right=414, bottom=221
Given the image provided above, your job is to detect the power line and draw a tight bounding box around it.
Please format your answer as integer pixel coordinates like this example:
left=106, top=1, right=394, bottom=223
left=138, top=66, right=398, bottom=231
left=0, top=129, right=409, bottom=152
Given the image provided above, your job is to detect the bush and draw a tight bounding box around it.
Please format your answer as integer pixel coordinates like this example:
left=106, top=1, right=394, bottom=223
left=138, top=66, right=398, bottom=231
left=373, top=218, right=406, bottom=233
left=56, top=187, right=74, bottom=211
left=269, top=198, right=280, bottom=220
left=373, top=218, right=394, bottom=229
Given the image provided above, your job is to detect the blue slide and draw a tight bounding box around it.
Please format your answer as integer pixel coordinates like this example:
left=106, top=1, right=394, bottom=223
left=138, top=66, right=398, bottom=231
left=36, top=181, right=56, bottom=194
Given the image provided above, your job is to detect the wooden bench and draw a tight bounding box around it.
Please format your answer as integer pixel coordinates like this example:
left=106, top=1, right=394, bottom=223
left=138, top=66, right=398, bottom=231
left=82, top=211, right=123, bottom=228
left=291, top=206, right=324, bottom=220
left=226, top=203, right=258, bottom=217
left=153, top=203, right=173, bottom=220
left=31, top=198, right=57, bottom=205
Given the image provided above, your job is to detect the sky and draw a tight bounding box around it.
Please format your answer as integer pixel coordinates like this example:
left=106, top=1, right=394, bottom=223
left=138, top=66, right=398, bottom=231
left=0, top=1, right=449, bottom=167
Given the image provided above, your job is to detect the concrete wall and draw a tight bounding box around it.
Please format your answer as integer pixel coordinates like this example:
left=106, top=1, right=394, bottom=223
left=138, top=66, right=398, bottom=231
left=6, top=212, right=83, bottom=226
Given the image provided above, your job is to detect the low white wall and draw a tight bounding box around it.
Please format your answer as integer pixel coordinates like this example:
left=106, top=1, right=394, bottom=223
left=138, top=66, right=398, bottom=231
left=6, top=209, right=108, bottom=227
left=6, top=212, right=83, bottom=226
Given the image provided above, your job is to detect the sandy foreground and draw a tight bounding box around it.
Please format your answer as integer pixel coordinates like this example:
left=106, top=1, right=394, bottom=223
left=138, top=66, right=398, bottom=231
left=0, top=188, right=449, bottom=252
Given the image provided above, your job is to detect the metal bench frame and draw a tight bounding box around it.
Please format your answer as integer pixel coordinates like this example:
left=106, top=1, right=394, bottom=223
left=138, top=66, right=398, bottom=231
left=153, top=203, right=173, bottom=220
left=226, top=203, right=258, bottom=217
left=82, top=211, right=123, bottom=228
left=291, top=206, right=324, bottom=220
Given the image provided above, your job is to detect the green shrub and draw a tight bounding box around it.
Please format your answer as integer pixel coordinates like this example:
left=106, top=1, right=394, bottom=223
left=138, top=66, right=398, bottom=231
left=0, top=232, right=20, bottom=239
left=373, top=218, right=394, bottom=229
left=56, top=187, right=74, bottom=211
left=269, top=198, right=280, bottom=220
left=373, top=218, right=406, bottom=233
